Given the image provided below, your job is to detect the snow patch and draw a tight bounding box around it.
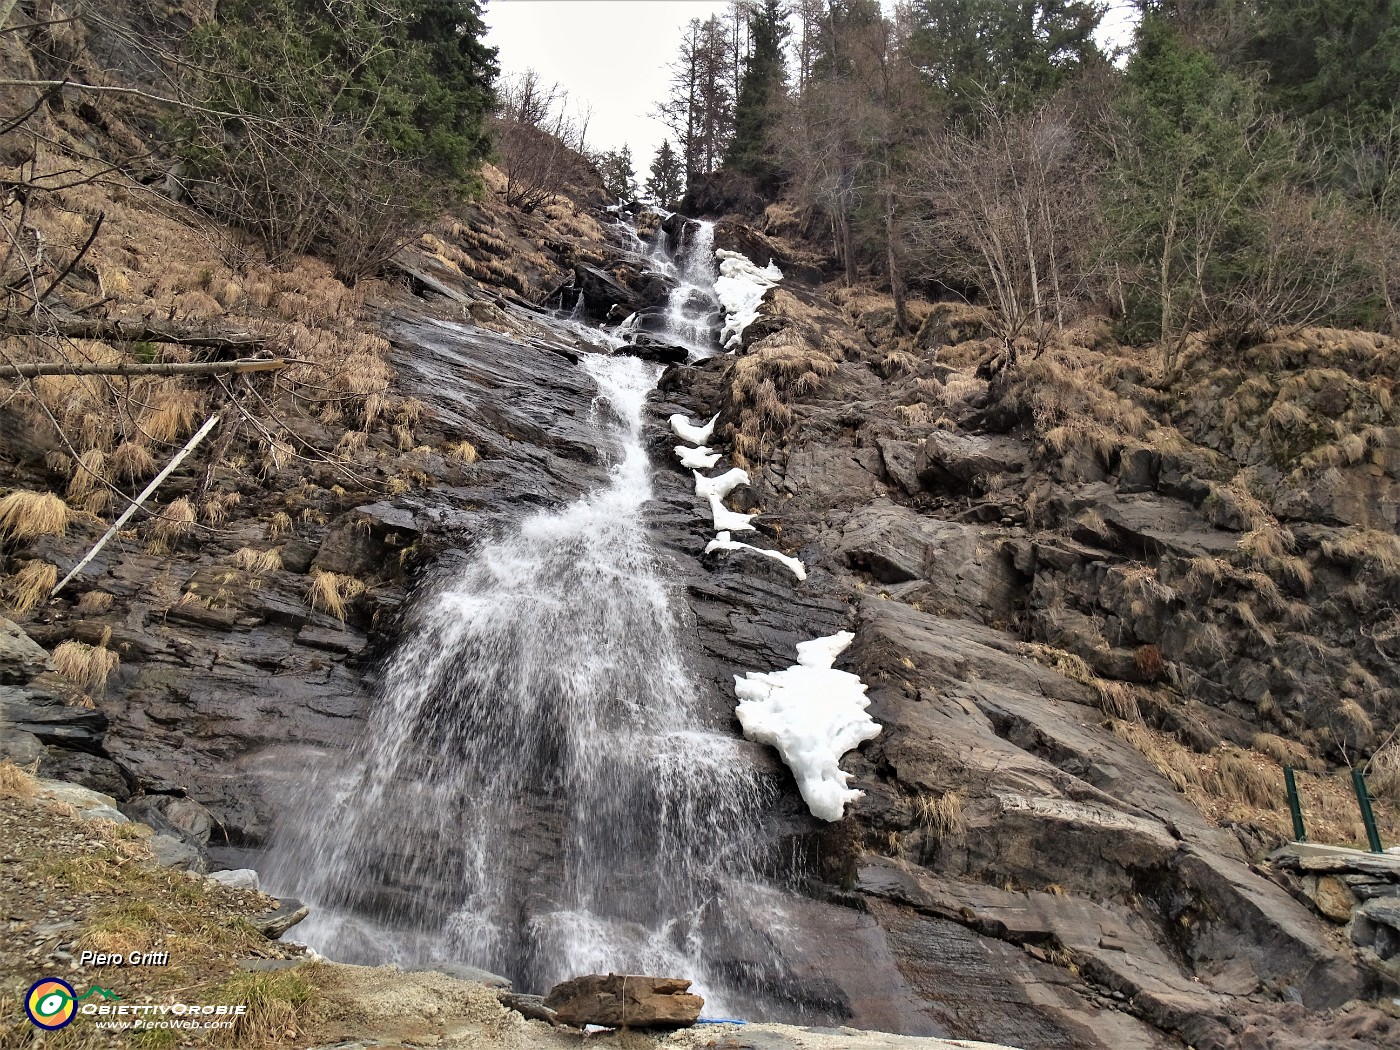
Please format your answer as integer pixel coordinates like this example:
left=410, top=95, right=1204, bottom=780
left=705, top=530, right=806, bottom=581
left=715, top=249, right=782, bottom=352
left=734, top=631, right=879, bottom=821
left=670, top=413, right=718, bottom=445
left=707, top=493, right=755, bottom=533
left=675, top=445, right=721, bottom=470
left=694, top=468, right=749, bottom=501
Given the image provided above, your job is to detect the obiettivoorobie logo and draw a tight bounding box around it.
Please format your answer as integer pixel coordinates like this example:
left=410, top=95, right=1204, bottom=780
left=24, top=978, right=120, bottom=1030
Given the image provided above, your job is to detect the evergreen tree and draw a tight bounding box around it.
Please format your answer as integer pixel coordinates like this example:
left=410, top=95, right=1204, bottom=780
left=645, top=139, right=686, bottom=207
left=1245, top=0, right=1400, bottom=134
left=597, top=146, right=639, bottom=200
left=657, top=15, right=738, bottom=184
left=906, top=0, right=1105, bottom=119
left=724, top=0, right=791, bottom=185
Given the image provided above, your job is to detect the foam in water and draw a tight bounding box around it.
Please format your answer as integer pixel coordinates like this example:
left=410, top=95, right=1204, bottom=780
left=268, top=351, right=783, bottom=1009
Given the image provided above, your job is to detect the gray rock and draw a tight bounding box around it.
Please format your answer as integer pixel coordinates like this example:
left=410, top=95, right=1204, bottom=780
left=253, top=898, right=310, bottom=939
left=496, top=991, right=557, bottom=1025
left=35, top=779, right=128, bottom=822
left=207, top=868, right=261, bottom=891
left=0, top=725, right=46, bottom=765
left=0, top=618, right=52, bottom=684
left=149, top=833, right=207, bottom=873
left=39, top=748, right=132, bottom=800
left=914, top=431, right=1027, bottom=493
left=163, top=797, right=215, bottom=844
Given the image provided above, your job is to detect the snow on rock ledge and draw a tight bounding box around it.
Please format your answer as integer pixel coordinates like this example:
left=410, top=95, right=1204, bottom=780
left=674, top=444, right=721, bottom=470
left=715, top=249, right=782, bottom=351
left=706, top=530, right=806, bottom=580
left=734, top=631, right=879, bottom=821
left=670, top=412, right=718, bottom=444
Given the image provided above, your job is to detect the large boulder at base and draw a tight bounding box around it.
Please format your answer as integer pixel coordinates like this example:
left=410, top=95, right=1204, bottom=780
left=543, top=973, right=703, bottom=1029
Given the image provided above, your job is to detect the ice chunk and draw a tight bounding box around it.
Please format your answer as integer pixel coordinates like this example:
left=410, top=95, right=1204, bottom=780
left=670, top=412, right=718, bottom=444
left=707, top=493, right=755, bottom=533
left=715, top=249, right=782, bottom=351
left=734, top=631, right=878, bottom=821
left=705, top=530, right=806, bottom=580
left=694, top=467, right=749, bottom=501
left=675, top=445, right=721, bottom=470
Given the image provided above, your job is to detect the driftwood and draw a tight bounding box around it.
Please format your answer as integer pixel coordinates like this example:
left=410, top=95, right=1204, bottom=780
left=0, top=358, right=290, bottom=378
left=0, top=314, right=270, bottom=351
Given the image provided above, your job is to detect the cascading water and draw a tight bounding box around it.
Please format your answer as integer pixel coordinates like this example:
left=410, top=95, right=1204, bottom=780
left=268, top=224, right=794, bottom=1011
left=655, top=219, right=721, bottom=359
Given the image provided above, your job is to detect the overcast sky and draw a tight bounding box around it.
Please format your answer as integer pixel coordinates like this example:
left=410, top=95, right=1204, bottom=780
left=484, top=1, right=1140, bottom=170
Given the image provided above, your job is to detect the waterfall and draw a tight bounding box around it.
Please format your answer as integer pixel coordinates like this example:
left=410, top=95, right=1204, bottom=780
left=268, top=334, right=787, bottom=1009
left=655, top=219, right=722, bottom=359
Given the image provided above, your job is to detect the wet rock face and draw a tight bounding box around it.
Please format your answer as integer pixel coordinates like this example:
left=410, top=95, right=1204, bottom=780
left=650, top=287, right=1399, bottom=1047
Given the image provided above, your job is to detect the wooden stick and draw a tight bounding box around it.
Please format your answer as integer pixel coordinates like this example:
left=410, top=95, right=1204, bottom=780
left=0, top=359, right=290, bottom=378
left=51, top=414, right=220, bottom=597
left=0, top=314, right=270, bottom=350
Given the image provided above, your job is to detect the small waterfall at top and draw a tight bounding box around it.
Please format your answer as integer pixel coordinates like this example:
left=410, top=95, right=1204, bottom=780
left=268, top=220, right=792, bottom=1013
left=654, top=219, right=721, bottom=359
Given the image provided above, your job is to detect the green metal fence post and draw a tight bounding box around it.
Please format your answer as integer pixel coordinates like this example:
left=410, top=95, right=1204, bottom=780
left=1284, top=764, right=1307, bottom=843
left=1351, top=768, right=1384, bottom=854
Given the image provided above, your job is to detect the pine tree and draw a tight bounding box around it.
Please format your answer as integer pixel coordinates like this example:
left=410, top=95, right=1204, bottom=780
left=645, top=140, right=686, bottom=207
left=656, top=15, right=738, bottom=184
left=597, top=146, right=638, bottom=200
left=724, top=0, right=791, bottom=186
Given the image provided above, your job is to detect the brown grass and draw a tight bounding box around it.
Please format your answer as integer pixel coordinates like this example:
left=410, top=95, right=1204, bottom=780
left=446, top=440, right=479, bottom=463
left=231, top=547, right=284, bottom=575
left=1252, top=732, right=1321, bottom=772
left=307, top=571, right=366, bottom=623
left=914, top=790, right=966, bottom=840
left=108, top=440, right=157, bottom=481
left=75, top=590, right=114, bottom=614
left=3, top=559, right=56, bottom=616
left=53, top=630, right=119, bottom=694
left=145, top=496, right=196, bottom=554
left=0, top=489, right=71, bottom=541
left=1369, top=736, right=1400, bottom=803
left=0, top=759, right=38, bottom=799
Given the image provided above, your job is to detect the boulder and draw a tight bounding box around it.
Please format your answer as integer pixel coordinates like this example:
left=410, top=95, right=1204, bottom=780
left=914, top=431, right=1027, bottom=493
left=149, top=833, right=207, bottom=872
left=1352, top=897, right=1400, bottom=960
left=207, top=868, right=261, bottom=891
left=40, top=748, right=133, bottom=800
left=0, top=725, right=46, bottom=765
left=542, top=973, right=703, bottom=1029
left=573, top=264, right=638, bottom=320
left=0, top=618, right=52, bottom=683
left=35, top=779, right=127, bottom=822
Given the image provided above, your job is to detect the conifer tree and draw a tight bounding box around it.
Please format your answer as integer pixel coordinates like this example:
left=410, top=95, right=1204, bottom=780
left=597, top=146, right=639, bottom=201
left=645, top=140, right=686, bottom=208
left=724, top=0, right=791, bottom=186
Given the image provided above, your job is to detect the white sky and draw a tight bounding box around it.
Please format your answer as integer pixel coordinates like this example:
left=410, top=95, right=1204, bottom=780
left=484, top=1, right=1140, bottom=170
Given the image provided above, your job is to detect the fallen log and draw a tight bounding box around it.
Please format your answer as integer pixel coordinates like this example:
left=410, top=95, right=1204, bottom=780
left=0, top=315, right=269, bottom=351
left=0, top=358, right=291, bottom=378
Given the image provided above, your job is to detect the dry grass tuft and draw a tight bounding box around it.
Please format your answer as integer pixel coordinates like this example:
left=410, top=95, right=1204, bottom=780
left=145, top=496, right=196, bottom=554
left=1251, top=732, right=1321, bottom=772
left=76, top=590, right=114, bottom=614
left=1369, top=736, right=1400, bottom=803
left=267, top=511, right=294, bottom=538
left=307, top=571, right=366, bottom=623
left=231, top=547, right=284, bottom=575
left=447, top=440, right=479, bottom=463
left=108, top=440, right=157, bottom=481
left=4, top=560, right=56, bottom=616
left=0, top=490, right=71, bottom=542
left=53, top=630, right=119, bottom=694
left=1218, top=750, right=1282, bottom=808
left=0, top=759, right=38, bottom=799
left=138, top=383, right=205, bottom=445
left=211, top=968, right=319, bottom=1047
left=914, top=790, right=966, bottom=840
left=201, top=491, right=242, bottom=525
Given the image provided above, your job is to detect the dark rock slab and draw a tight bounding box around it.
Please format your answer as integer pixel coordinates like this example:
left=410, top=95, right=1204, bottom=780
left=915, top=432, right=1028, bottom=493
left=0, top=684, right=108, bottom=753
left=253, top=898, right=310, bottom=939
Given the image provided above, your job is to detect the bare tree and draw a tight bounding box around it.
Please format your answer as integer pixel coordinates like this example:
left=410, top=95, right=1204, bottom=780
left=910, top=96, right=1104, bottom=352
left=493, top=69, right=591, bottom=213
